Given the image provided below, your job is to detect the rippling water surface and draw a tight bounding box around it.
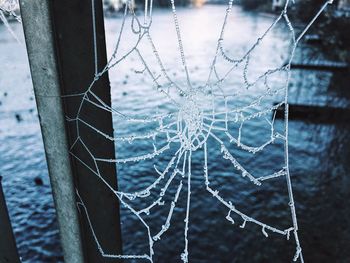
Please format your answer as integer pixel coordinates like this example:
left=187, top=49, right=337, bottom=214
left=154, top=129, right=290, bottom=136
left=0, top=4, right=349, bottom=263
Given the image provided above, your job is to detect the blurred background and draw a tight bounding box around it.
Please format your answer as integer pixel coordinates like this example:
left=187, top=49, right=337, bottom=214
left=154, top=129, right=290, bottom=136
left=0, top=0, right=350, bottom=262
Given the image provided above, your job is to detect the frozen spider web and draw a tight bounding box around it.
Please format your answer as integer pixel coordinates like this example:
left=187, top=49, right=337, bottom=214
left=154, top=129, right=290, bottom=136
left=64, top=0, right=333, bottom=262
left=0, top=0, right=19, bottom=17
left=0, top=0, right=21, bottom=41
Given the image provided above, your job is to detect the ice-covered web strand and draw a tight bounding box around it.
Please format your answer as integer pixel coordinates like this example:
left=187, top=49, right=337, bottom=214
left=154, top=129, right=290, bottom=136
left=170, top=0, right=192, bottom=89
left=280, top=1, right=333, bottom=262
left=64, top=0, right=333, bottom=262
left=0, top=0, right=21, bottom=42
left=205, top=0, right=333, bottom=261
left=71, top=135, right=190, bottom=261
left=0, top=0, right=21, bottom=21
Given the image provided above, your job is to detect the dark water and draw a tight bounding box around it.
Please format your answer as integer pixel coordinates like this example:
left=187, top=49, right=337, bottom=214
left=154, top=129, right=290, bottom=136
left=0, top=4, right=349, bottom=263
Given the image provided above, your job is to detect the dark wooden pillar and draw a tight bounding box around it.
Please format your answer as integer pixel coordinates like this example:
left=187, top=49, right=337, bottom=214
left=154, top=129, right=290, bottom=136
left=0, top=176, right=20, bottom=263
left=50, top=0, right=123, bottom=261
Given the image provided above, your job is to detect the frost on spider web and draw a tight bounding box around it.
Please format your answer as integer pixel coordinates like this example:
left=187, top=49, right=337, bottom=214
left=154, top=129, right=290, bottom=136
left=0, top=0, right=19, bottom=15
left=0, top=0, right=21, bottom=41
left=66, top=0, right=333, bottom=262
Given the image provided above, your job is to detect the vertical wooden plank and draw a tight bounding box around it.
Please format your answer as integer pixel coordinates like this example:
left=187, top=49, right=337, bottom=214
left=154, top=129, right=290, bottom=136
left=50, top=0, right=123, bottom=261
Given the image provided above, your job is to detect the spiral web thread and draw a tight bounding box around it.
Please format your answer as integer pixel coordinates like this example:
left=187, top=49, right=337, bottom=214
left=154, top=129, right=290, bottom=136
left=6, top=0, right=332, bottom=261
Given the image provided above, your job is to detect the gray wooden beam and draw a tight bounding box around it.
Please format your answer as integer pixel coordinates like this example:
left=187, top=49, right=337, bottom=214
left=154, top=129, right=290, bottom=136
left=0, top=176, right=20, bottom=263
left=19, top=0, right=85, bottom=262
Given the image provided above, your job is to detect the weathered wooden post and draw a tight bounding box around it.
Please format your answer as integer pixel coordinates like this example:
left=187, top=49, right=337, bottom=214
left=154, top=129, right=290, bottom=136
left=0, top=176, right=20, bottom=263
left=20, top=0, right=122, bottom=262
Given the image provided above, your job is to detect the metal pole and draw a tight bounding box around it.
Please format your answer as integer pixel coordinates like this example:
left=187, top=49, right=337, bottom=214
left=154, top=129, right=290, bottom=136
left=0, top=176, right=20, bottom=263
left=19, top=1, right=85, bottom=262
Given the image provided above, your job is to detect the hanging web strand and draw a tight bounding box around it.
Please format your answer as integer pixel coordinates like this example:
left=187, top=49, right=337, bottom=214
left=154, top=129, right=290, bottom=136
left=60, top=0, right=334, bottom=262
left=170, top=0, right=192, bottom=89
left=0, top=0, right=21, bottom=42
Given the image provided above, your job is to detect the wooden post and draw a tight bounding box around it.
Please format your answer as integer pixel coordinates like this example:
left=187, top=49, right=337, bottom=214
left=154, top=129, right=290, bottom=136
left=50, top=0, right=123, bottom=261
left=0, top=176, right=20, bottom=263
left=20, top=0, right=122, bottom=262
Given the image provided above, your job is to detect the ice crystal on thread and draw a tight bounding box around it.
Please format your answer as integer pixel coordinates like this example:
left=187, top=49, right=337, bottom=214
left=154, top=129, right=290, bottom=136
left=0, top=0, right=21, bottom=41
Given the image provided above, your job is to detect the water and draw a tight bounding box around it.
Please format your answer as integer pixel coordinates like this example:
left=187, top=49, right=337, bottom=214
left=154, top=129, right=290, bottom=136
left=1, top=4, right=350, bottom=262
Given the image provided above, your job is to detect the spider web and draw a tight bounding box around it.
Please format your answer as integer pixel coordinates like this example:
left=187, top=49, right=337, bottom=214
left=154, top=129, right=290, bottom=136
left=0, top=0, right=19, bottom=17
left=0, top=0, right=21, bottom=41
left=25, top=0, right=334, bottom=261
